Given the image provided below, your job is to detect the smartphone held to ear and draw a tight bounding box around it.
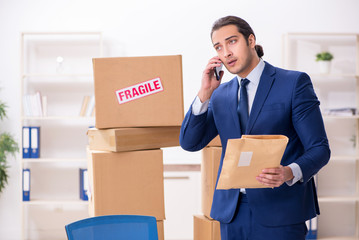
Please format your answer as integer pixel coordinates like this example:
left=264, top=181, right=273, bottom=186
left=214, top=63, right=223, bottom=81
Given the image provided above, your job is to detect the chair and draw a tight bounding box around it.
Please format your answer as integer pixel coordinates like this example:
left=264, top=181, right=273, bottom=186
left=65, top=215, right=158, bottom=240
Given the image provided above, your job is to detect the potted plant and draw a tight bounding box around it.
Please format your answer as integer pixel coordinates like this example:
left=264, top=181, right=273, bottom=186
left=316, top=51, right=334, bottom=74
left=0, top=100, right=19, bottom=194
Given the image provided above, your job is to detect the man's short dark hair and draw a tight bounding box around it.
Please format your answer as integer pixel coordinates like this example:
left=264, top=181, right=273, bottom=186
left=211, top=16, right=264, bottom=58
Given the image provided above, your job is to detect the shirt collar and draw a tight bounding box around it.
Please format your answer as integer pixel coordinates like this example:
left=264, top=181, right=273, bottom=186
left=237, top=58, right=265, bottom=86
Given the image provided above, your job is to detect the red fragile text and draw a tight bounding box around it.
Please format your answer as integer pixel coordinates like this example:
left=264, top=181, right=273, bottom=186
left=115, top=77, right=164, bottom=104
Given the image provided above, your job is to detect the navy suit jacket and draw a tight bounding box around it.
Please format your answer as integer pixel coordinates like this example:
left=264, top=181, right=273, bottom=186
left=180, top=62, right=330, bottom=226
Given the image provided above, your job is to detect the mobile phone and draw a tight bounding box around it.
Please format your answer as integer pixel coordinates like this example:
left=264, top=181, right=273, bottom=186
left=214, top=63, right=223, bottom=81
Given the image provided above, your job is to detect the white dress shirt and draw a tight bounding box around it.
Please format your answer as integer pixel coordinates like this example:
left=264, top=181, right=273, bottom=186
left=192, top=59, right=303, bottom=189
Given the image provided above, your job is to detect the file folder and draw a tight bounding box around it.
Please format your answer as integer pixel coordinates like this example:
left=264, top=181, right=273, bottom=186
left=22, top=169, right=30, bottom=201
left=22, top=127, right=31, bottom=158
left=30, top=127, right=40, bottom=158
left=79, top=168, right=88, bottom=201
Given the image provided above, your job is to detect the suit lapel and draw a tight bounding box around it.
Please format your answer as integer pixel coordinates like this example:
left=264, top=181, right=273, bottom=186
left=226, top=77, right=241, bottom=134
left=246, top=62, right=276, bottom=134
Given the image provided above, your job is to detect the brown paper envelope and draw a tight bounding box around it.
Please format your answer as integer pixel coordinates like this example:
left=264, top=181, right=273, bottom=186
left=216, top=135, right=288, bottom=189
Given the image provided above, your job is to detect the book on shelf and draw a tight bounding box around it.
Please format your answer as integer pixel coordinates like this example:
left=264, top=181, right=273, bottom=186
left=79, top=96, right=91, bottom=116
left=79, top=95, right=95, bottom=117
left=23, top=95, right=31, bottom=117
left=323, top=107, right=356, bottom=116
left=42, top=95, right=47, bottom=117
left=86, top=95, right=95, bottom=117
left=35, top=92, right=43, bottom=116
left=23, top=91, right=47, bottom=117
left=22, top=126, right=40, bottom=158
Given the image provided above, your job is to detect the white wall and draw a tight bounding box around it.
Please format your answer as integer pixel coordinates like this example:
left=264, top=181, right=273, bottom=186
left=1, top=0, right=359, bottom=239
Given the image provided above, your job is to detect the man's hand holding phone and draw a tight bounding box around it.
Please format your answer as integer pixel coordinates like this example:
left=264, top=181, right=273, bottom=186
left=214, top=62, right=223, bottom=81
left=198, top=56, right=224, bottom=102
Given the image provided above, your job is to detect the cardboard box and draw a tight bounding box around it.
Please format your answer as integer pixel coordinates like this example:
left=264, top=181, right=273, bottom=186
left=88, top=149, right=165, bottom=220
left=93, top=55, right=184, bottom=129
left=207, top=135, right=222, bottom=147
left=202, top=147, right=222, bottom=218
left=157, top=220, right=164, bottom=240
left=88, top=126, right=180, bottom=152
left=193, top=215, right=221, bottom=240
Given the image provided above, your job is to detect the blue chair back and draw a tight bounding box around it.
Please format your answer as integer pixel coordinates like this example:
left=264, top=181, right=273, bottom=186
left=65, top=215, right=158, bottom=240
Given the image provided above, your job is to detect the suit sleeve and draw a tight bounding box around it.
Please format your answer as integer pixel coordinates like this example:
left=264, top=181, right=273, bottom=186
left=179, top=99, right=218, bottom=152
left=291, top=73, right=331, bottom=183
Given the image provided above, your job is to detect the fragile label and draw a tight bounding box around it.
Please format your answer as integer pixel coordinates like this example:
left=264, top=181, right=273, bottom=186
left=115, top=77, right=164, bottom=104
left=237, top=152, right=253, bottom=167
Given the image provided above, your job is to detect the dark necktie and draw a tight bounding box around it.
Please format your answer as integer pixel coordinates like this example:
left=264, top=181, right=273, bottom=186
left=237, top=78, right=250, bottom=133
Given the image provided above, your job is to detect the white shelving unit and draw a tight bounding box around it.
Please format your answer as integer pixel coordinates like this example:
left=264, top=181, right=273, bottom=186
left=283, top=33, right=359, bottom=239
left=20, top=32, right=102, bottom=240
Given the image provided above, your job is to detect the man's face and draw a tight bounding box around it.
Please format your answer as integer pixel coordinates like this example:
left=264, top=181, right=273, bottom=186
left=212, top=24, right=256, bottom=78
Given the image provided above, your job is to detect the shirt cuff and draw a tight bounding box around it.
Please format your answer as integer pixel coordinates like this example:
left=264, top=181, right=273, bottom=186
left=285, top=163, right=303, bottom=186
left=192, top=96, right=210, bottom=115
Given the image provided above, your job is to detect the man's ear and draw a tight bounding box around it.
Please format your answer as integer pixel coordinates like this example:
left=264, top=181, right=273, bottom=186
left=248, top=34, right=256, bottom=48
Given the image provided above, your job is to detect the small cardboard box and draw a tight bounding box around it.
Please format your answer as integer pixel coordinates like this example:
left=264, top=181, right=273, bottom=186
left=193, top=215, right=221, bottom=240
left=202, top=147, right=222, bottom=218
left=93, top=55, right=184, bottom=129
left=88, top=149, right=165, bottom=220
left=207, top=135, right=222, bottom=147
left=87, top=126, right=180, bottom=152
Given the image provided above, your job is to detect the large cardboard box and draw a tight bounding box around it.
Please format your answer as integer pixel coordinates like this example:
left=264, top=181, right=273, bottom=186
left=202, top=147, right=222, bottom=218
left=88, top=149, right=165, bottom=220
left=207, top=135, right=222, bottom=147
left=93, top=55, right=184, bottom=129
left=87, top=126, right=180, bottom=152
left=193, top=215, right=221, bottom=240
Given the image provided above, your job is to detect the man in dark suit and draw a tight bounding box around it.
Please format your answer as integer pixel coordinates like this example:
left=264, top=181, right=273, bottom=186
left=180, top=16, right=330, bottom=240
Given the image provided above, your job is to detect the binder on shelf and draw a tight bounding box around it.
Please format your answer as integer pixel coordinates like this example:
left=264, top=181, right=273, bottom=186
left=22, top=127, right=31, bottom=158
left=79, top=168, right=88, bottom=201
left=30, top=127, right=40, bottom=158
left=305, top=175, right=318, bottom=239
left=306, top=217, right=317, bottom=239
left=22, top=169, right=30, bottom=201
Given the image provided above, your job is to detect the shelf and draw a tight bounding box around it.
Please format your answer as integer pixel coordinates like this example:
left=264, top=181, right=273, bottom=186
left=285, top=33, right=358, bottom=45
left=22, top=200, right=88, bottom=205
left=284, top=31, right=359, bottom=240
left=318, top=196, right=359, bottom=202
left=22, top=158, right=87, bottom=163
left=22, top=116, right=95, bottom=120
left=330, top=155, right=359, bottom=161
left=318, top=237, right=359, bottom=240
left=23, top=73, right=93, bottom=78
left=20, top=31, right=102, bottom=240
left=287, top=32, right=359, bottom=36
left=22, top=74, right=94, bottom=85
left=309, top=73, right=359, bottom=79
left=22, top=31, right=102, bottom=35
left=323, top=115, right=359, bottom=120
